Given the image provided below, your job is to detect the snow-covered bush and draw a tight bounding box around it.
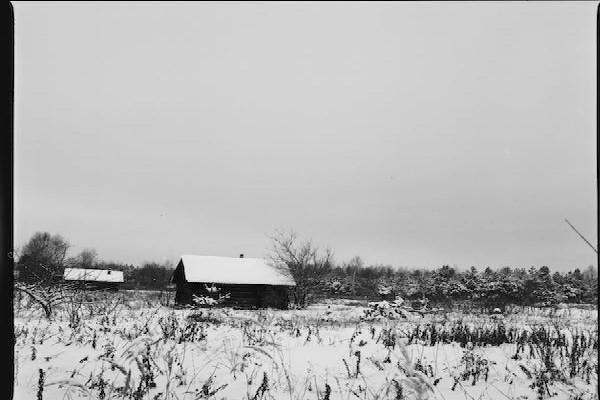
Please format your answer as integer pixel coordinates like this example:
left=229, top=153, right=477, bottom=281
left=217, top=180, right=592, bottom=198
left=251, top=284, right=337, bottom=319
left=192, top=292, right=231, bottom=307
left=376, top=284, right=393, bottom=297
left=362, top=296, right=415, bottom=320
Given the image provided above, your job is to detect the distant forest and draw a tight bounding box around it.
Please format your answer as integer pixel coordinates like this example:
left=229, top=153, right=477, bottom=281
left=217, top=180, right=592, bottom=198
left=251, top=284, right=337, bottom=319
left=14, top=231, right=598, bottom=308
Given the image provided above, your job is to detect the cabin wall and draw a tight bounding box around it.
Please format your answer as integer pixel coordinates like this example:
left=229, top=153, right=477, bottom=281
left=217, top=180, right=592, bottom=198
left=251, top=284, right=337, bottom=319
left=175, top=282, right=291, bottom=309
left=66, top=281, right=121, bottom=291
left=172, top=261, right=192, bottom=304
left=175, top=281, right=193, bottom=304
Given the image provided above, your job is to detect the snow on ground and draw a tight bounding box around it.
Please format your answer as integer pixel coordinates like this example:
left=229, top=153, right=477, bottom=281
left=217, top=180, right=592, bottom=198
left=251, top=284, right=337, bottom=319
left=13, top=293, right=599, bottom=400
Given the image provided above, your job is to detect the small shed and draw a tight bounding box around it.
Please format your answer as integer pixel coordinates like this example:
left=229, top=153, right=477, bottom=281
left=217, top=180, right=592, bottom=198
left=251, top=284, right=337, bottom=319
left=63, top=268, right=124, bottom=290
left=171, top=254, right=295, bottom=309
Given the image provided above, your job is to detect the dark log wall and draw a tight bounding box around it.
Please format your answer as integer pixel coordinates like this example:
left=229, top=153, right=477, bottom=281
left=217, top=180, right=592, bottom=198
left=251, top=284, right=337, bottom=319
left=175, top=281, right=193, bottom=304
left=174, top=281, right=291, bottom=309
left=172, top=261, right=192, bottom=304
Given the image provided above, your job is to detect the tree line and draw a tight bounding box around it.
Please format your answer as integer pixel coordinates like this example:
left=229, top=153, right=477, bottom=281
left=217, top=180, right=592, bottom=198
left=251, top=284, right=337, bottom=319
left=14, top=232, right=174, bottom=290
left=14, top=231, right=598, bottom=308
left=320, top=263, right=598, bottom=308
left=268, top=230, right=598, bottom=308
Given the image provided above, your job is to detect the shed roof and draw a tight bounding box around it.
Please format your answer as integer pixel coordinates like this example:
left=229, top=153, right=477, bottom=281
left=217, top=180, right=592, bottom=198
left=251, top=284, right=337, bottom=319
left=177, top=255, right=295, bottom=286
left=64, top=268, right=124, bottom=283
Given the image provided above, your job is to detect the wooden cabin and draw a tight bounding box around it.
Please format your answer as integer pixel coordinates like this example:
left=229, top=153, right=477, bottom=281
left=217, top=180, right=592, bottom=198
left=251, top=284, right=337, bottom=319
left=63, top=268, right=124, bottom=290
left=171, top=254, right=296, bottom=309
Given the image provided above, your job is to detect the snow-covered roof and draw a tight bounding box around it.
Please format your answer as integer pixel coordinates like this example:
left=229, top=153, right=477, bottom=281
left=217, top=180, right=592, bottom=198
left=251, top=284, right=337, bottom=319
left=63, top=268, right=124, bottom=283
left=178, top=255, right=296, bottom=286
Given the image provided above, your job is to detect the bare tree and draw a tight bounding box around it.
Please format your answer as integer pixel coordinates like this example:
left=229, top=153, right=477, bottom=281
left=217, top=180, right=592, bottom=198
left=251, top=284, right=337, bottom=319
left=16, top=232, right=70, bottom=283
left=345, top=256, right=364, bottom=296
left=76, top=248, right=98, bottom=269
left=14, top=232, right=73, bottom=319
left=268, top=230, right=333, bottom=307
left=14, top=279, right=74, bottom=319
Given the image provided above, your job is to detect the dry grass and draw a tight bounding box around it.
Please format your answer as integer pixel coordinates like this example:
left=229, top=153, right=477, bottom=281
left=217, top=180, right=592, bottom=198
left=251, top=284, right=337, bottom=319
left=13, top=291, right=599, bottom=400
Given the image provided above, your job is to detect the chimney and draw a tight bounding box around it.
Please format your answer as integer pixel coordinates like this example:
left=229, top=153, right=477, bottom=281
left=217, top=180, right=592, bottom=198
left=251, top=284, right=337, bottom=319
left=239, top=254, right=244, bottom=258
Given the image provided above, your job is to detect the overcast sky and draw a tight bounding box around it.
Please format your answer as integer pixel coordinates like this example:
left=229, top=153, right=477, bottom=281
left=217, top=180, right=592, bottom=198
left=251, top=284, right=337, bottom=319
left=13, top=2, right=597, bottom=270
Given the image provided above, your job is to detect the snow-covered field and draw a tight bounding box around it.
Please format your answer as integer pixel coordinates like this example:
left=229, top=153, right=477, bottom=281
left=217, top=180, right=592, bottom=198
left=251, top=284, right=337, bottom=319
left=14, top=291, right=599, bottom=400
